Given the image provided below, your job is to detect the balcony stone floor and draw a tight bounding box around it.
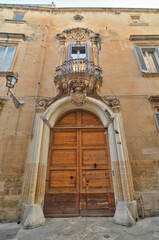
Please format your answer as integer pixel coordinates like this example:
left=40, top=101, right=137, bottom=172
left=0, top=216, right=159, bottom=240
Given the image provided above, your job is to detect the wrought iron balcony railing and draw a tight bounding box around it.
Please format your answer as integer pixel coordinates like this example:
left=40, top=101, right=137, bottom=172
left=54, top=58, right=102, bottom=82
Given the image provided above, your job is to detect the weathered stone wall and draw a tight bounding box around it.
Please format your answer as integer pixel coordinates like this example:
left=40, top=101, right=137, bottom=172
left=0, top=7, right=52, bottom=221
left=0, top=6, right=159, bottom=221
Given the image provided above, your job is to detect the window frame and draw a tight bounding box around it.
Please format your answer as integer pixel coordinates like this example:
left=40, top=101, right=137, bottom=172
left=5, top=11, right=26, bottom=23
left=129, top=14, right=148, bottom=26
left=0, top=40, right=21, bottom=75
left=67, top=42, right=90, bottom=61
left=73, top=15, right=83, bottom=22
left=13, top=14, right=24, bottom=21
left=133, top=44, right=159, bottom=76
left=71, top=45, right=86, bottom=59
left=154, top=112, right=159, bottom=132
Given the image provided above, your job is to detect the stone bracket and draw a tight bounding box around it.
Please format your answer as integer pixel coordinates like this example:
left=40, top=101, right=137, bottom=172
left=148, top=95, right=159, bottom=110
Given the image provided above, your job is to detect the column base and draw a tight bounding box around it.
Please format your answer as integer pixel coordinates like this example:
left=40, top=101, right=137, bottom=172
left=21, top=203, right=45, bottom=229
left=114, top=201, right=137, bottom=226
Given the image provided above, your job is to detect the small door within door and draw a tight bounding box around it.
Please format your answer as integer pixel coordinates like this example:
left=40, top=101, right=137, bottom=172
left=44, top=110, right=115, bottom=217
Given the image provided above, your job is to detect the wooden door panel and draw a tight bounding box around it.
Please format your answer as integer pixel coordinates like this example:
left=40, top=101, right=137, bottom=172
left=82, top=170, right=111, bottom=190
left=82, top=149, right=109, bottom=167
left=48, top=170, right=77, bottom=189
left=50, top=149, right=77, bottom=167
left=81, top=130, right=107, bottom=146
left=55, top=111, right=78, bottom=127
left=44, top=193, right=79, bottom=217
left=51, top=130, right=77, bottom=146
left=80, top=193, right=109, bottom=209
left=80, top=192, right=115, bottom=216
left=81, top=111, right=103, bottom=127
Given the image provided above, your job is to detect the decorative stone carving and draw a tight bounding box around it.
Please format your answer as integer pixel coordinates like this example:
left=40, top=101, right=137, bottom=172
left=70, top=80, right=87, bottom=106
left=54, top=73, right=102, bottom=107
left=36, top=94, right=61, bottom=110
left=56, top=27, right=101, bottom=48
left=54, top=59, right=102, bottom=82
left=101, top=96, right=120, bottom=109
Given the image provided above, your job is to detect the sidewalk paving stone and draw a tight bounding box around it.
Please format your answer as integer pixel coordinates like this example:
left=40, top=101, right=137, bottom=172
left=0, top=216, right=159, bottom=240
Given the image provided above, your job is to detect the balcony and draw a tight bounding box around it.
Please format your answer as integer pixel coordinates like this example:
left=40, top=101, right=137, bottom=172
left=54, top=58, right=102, bottom=82
left=54, top=59, right=102, bottom=106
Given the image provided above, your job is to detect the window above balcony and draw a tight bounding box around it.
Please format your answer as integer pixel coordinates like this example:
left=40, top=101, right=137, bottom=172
left=67, top=42, right=89, bottom=61
left=71, top=45, right=86, bottom=59
left=56, top=28, right=101, bottom=66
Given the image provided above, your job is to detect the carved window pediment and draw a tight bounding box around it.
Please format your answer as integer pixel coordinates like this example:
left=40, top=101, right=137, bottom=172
left=56, top=27, right=100, bottom=46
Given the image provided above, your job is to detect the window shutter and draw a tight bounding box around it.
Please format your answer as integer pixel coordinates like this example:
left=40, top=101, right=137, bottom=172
left=67, top=42, right=72, bottom=61
left=156, top=46, right=159, bottom=56
left=133, top=45, right=147, bottom=73
left=0, top=46, right=6, bottom=70
left=85, top=42, right=90, bottom=61
left=66, top=42, right=72, bottom=73
left=154, top=113, right=159, bottom=132
left=155, top=46, right=159, bottom=66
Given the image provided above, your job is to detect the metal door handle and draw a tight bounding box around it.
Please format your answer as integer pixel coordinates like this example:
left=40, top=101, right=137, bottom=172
left=70, top=176, right=74, bottom=179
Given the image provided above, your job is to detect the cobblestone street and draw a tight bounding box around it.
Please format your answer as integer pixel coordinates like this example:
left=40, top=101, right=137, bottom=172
left=0, top=217, right=159, bottom=240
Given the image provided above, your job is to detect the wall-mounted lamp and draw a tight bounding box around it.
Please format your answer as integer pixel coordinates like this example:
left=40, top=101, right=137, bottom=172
left=6, top=72, right=24, bottom=108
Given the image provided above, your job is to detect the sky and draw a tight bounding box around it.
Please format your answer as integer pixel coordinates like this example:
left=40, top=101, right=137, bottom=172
left=0, top=0, right=159, bottom=8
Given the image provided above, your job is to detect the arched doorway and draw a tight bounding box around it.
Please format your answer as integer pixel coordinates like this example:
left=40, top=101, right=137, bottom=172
left=44, top=109, right=115, bottom=217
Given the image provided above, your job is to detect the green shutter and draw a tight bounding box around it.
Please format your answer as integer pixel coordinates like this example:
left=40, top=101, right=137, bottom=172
left=133, top=45, right=147, bottom=73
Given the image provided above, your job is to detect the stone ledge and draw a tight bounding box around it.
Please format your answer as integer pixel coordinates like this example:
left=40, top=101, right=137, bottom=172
left=0, top=32, right=25, bottom=40
left=5, top=19, right=26, bottom=24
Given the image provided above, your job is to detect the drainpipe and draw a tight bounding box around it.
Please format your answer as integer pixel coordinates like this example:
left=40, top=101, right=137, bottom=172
left=29, top=8, right=52, bottom=138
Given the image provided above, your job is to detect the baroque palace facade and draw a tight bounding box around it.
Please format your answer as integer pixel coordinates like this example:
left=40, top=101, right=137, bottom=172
left=0, top=3, right=159, bottom=228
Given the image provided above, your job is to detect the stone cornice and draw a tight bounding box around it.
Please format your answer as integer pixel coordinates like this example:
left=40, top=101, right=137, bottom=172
left=0, top=4, right=159, bottom=13
left=129, top=35, right=159, bottom=41
left=5, top=19, right=26, bottom=24
left=0, top=32, right=25, bottom=40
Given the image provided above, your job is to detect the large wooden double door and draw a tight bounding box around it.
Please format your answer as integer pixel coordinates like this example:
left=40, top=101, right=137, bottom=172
left=44, top=110, right=115, bottom=217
